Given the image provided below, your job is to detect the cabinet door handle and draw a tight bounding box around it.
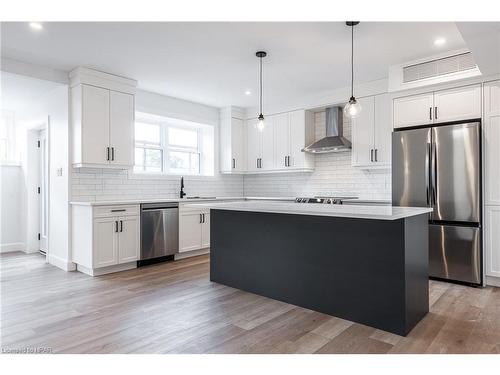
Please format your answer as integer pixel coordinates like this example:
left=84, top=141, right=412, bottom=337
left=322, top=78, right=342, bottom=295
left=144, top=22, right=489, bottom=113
left=202, top=213, right=205, bottom=223
left=111, top=147, right=115, bottom=161
left=375, top=149, right=378, bottom=162
left=120, top=220, right=123, bottom=232
left=256, top=158, right=259, bottom=169
left=115, top=221, right=119, bottom=233
left=232, top=158, right=235, bottom=169
left=107, top=147, right=110, bottom=161
left=434, top=106, right=438, bottom=120
left=429, top=107, right=432, bottom=121
left=199, top=213, right=203, bottom=223
left=370, top=149, right=373, bottom=162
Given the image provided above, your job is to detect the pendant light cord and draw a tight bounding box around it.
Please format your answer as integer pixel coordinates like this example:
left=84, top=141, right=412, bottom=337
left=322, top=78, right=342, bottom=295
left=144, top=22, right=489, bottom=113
left=350, top=24, right=354, bottom=98
left=259, top=56, right=263, bottom=115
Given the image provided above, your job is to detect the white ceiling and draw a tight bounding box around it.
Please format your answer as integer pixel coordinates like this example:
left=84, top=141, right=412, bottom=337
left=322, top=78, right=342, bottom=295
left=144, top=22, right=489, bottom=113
left=1, top=22, right=466, bottom=108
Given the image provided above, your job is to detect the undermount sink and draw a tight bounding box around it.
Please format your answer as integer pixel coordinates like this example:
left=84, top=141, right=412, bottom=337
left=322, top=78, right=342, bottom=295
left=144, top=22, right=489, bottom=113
left=185, top=196, right=217, bottom=200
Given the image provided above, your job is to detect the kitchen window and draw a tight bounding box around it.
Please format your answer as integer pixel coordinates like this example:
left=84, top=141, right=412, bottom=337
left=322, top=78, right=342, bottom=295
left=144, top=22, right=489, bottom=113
left=134, top=113, right=214, bottom=176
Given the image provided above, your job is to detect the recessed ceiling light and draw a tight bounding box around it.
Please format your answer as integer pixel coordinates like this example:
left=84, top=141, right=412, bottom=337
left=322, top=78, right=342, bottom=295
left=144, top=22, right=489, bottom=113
left=29, top=22, right=43, bottom=30
left=434, top=38, right=446, bottom=46
left=245, top=90, right=251, bottom=95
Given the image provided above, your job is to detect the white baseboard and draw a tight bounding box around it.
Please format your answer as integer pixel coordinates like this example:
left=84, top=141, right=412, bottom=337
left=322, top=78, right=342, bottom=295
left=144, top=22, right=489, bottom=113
left=77, top=262, right=137, bottom=276
left=175, top=248, right=210, bottom=260
left=48, top=253, right=77, bottom=272
left=0, top=242, right=26, bottom=253
left=486, top=276, right=500, bottom=288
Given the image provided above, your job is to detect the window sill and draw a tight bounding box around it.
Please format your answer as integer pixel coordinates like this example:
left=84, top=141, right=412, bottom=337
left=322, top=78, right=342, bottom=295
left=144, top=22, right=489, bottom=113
left=127, top=170, right=216, bottom=180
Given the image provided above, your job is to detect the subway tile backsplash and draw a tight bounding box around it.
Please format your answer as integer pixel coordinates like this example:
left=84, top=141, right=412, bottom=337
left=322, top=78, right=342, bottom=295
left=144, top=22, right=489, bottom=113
left=71, top=111, right=391, bottom=202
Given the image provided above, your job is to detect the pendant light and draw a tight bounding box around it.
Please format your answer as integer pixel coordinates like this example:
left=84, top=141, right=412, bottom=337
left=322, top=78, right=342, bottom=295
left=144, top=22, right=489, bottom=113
left=256, top=51, right=267, bottom=131
left=344, top=21, right=362, bottom=119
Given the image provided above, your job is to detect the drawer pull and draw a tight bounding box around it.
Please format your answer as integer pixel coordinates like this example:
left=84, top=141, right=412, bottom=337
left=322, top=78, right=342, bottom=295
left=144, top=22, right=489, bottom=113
left=111, top=209, right=127, bottom=212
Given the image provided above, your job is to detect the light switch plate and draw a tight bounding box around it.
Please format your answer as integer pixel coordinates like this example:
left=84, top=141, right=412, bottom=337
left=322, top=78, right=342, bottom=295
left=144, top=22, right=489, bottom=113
left=57, top=168, right=63, bottom=176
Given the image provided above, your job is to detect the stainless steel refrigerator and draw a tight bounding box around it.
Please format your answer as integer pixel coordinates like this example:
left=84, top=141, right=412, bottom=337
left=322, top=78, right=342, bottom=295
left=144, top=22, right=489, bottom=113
left=392, top=121, right=482, bottom=285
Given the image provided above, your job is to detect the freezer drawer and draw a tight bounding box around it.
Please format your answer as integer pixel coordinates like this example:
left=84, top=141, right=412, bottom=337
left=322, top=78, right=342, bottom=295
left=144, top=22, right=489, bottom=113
left=429, top=224, right=481, bottom=284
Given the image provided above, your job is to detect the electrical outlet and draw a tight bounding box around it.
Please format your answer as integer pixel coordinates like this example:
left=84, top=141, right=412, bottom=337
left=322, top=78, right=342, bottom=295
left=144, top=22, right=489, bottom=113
left=56, top=168, right=63, bottom=176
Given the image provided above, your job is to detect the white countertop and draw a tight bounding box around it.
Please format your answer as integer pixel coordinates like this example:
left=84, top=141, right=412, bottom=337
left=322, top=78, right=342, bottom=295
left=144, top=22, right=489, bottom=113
left=69, top=196, right=296, bottom=206
left=185, top=201, right=433, bottom=220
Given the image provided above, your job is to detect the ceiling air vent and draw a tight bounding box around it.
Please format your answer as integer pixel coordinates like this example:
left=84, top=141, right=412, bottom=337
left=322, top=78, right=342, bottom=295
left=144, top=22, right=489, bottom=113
left=403, top=52, right=477, bottom=83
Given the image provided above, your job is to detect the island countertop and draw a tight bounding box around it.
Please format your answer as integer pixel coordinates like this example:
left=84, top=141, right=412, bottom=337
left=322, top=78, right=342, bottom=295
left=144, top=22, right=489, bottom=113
left=186, top=200, right=432, bottom=220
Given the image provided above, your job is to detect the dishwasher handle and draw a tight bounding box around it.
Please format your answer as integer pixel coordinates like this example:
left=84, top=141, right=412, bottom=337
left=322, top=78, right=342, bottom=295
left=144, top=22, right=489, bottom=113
left=141, top=203, right=179, bottom=211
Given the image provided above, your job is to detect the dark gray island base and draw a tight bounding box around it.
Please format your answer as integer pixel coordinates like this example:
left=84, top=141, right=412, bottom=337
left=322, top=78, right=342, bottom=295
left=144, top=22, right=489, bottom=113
left=210, top=209, right=429, bottom=336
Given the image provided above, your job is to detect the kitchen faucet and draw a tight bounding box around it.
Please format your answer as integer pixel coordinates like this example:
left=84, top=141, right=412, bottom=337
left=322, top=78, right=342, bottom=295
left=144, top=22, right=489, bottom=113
left=180, top=176, right=186, bottom=198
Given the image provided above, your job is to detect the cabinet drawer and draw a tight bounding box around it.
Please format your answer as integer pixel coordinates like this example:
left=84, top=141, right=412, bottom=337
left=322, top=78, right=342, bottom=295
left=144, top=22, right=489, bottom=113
left=93, top=205, right=140, bottom=218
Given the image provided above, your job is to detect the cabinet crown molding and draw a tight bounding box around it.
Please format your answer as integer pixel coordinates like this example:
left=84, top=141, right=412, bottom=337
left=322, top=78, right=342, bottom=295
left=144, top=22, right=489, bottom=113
left=69, top=66, right=137, bottom=94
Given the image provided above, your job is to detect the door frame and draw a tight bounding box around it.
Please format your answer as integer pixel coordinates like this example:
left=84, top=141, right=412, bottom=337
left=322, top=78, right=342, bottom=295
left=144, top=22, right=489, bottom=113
left=38, top=127, right=49, bottom=254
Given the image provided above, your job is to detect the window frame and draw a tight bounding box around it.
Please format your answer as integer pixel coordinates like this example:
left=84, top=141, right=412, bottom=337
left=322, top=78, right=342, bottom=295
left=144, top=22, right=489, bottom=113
left=133, top=115, right=212, bottom=177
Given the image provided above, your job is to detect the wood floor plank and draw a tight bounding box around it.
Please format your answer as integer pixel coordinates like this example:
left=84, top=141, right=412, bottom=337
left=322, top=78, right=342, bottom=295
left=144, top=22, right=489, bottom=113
left=1, top=252, right=499, bottom=354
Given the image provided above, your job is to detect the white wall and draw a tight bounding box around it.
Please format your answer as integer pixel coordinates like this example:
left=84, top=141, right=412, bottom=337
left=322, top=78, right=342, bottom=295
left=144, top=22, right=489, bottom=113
left=0, top=165, right=26, bottom=252
left=243, top=111, right=391, bottom=200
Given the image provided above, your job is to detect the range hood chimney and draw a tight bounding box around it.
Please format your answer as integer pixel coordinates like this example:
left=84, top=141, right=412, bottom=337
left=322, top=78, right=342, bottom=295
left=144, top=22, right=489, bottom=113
left=302, top=107, right=351, bottom=154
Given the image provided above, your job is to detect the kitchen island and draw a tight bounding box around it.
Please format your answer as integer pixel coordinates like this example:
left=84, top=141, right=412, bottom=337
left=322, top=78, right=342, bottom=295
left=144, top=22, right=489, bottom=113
left=188, top=201, right=433, bottom=336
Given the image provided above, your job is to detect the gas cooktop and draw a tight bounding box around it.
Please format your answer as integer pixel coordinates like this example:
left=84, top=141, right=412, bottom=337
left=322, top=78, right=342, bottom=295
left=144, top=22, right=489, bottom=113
left=294, top=196, right=358, bottom=204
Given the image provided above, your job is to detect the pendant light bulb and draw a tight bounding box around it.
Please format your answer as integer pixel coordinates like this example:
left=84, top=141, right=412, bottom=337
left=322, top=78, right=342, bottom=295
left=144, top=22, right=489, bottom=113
left=257, top=113, right=265, bottom=132
left=345, top=21, right=362, bottom=119
left=344, top=96, right=362, bottom=118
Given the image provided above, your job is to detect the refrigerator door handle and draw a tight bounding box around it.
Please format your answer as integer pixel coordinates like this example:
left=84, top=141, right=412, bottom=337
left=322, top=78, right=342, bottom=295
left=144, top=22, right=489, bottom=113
left=431, top=141, right=437, bottom=207
left=426, top=141, right=431, bottom=206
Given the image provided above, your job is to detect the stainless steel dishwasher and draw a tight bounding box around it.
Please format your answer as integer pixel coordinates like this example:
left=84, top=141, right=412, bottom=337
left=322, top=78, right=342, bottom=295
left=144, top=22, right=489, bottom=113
left=139, top=202, right=179, bottom=266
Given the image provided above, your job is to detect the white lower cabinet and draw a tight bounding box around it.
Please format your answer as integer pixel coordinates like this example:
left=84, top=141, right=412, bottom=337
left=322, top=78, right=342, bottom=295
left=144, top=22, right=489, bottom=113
left=72, top=204, right=140, bottom=276
left=179, top=206, right=210, bottom=253
left=485, top=206, right=500, bottom=279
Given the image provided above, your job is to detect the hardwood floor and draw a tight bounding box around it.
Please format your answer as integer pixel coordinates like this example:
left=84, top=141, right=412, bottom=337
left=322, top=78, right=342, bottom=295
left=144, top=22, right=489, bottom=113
left=1, top=252, right=499, bottom=354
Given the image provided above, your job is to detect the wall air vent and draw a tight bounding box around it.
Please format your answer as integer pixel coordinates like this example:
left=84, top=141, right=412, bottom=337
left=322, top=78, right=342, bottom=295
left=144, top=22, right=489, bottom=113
left=403, top=52, right=477, bottom=83
left=389, top=50, right=481, bottom=92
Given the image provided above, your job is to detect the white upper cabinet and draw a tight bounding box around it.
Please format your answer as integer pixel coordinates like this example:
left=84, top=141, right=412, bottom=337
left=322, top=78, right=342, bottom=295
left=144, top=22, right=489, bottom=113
left=79, top=85, right=110, bottom=165
left=246, top=118, right=261, bottom=172
left=433, top=84, right=481, bottom=123
left=352, top=94, right=391, bottom=168
left=109, top=90, right=135, bottom=167
left=393, top=84, right=481, bottom=129
left=393, top=92, right=434, bottom=129
left=70, top=67, right=137, bottom=168
left=288, top=110, right=314, bottom=169
left=484, top=80, right=500, bottom=206
left=274, top=113, right=290, bottom=169
left=373, top=94, right=392, bottom=165
left=352, top=96, right=375, bottom=167
left=260, top=116, right=275, bottom=171
left=244, top=109, right=314, bottom=173
left=219, top=107, right=246, bottom=173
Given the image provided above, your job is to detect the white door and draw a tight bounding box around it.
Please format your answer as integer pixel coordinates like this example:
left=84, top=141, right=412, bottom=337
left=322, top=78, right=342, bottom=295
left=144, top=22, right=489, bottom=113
left=246, top=118, right=261, bottom=172
left=260, top=116, right=275, bottom=170
left=273, top=113, right=290, bottom=169
left=38, top=128, right=49, bottom=253
left=373, top=93, right=392, bottom=165
left=393, top=93, right=434, bottom=129
left=231, top=118, right=245, bottom=172
left=82, top=84, right=110, bottom=164
left=118, top=216, right=140, bottom=263
left=484, top=80, right=500, bottom=205
left=201, top=211, right=210, bottom=249
left=179, top=211, right=202, bottom=252
left=288, top=110, right=306, bottom=168
left=109, top=91, right=135, bottom=167
left=485, top=206, right=500, bottom=278
left=93, top=217, right=119, bottom=268
left=351, top=96, right=375, bottom=167
left=433, top=84, right=481, bottom=123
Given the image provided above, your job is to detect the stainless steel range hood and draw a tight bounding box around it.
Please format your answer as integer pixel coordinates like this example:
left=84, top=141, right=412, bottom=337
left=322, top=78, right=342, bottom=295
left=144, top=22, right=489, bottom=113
left=302, top=107, right=351, bottom=154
